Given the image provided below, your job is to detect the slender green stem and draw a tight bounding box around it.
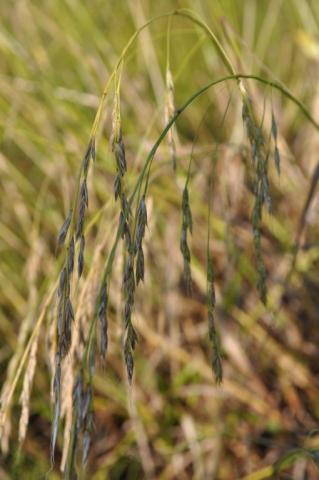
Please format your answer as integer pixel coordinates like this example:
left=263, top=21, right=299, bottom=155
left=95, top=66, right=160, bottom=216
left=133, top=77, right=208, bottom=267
left=237, top=74, right=319, bottom=131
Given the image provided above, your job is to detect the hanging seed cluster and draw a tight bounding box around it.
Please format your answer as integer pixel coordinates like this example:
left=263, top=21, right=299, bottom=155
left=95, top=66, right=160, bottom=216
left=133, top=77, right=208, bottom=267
left=49, top=66, right=287, bottom=477
left=52, top=137, right=96, bottom=462
left=242, top=101, right=270, bottom=304
left=111, top=103, right=139, bottom=382
left=112, top=123, right=133, bottom=253
left=94, top=92, right=131, bottom=374
left=120, top=194, right=147, bottom=383
left=122, top=253, right=138, bottom=383
left=180, top=186, right=193, bottom=295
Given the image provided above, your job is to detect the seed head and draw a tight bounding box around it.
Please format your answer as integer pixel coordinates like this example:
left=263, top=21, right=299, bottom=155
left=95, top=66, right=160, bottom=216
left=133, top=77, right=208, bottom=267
left=112, top=132, right=127, bottom=176
left=83, top=137, right=95, bottom=175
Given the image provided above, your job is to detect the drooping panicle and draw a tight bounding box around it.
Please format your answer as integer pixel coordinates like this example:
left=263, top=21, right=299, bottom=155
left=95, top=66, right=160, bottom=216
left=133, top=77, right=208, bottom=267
left=242, top=100, right=270, bottom=303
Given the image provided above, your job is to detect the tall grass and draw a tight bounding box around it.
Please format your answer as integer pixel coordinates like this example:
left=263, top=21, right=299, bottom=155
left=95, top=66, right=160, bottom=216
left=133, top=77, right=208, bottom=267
left=1, top=1, right=319, bottom=478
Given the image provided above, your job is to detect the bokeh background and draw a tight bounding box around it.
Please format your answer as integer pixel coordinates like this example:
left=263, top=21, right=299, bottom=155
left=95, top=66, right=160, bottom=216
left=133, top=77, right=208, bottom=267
left=1, top=0, right=319, bottom=478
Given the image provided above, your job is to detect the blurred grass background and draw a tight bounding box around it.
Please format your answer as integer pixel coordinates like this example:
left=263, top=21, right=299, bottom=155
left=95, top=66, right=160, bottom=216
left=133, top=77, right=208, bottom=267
left=1, top=0, right=319, bottom=478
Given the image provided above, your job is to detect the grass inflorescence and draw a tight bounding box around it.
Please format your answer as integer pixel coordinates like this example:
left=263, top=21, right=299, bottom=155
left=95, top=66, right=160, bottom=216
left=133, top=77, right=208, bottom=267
left=2, top=5, right=319, bottom=479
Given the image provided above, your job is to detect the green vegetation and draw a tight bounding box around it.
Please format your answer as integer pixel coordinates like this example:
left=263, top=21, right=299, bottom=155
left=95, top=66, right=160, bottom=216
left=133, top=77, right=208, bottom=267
left=1, top=1, right=319, bottom=478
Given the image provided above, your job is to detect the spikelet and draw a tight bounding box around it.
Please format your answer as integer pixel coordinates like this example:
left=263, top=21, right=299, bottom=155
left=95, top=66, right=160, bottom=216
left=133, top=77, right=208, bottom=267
left=242, top=100, right=269, bottom=304
left=57, top=209, right=72, bottom=248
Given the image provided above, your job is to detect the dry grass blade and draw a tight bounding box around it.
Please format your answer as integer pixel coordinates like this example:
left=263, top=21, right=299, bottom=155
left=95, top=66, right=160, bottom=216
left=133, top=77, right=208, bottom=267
left=18, top=332, right=40, bottom=444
